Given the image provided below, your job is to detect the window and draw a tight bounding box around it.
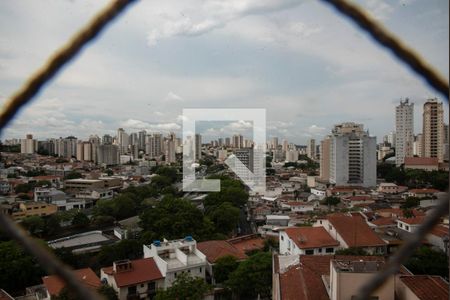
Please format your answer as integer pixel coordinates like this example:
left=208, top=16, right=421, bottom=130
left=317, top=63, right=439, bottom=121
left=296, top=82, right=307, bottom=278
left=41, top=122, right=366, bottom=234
left=128, top=286, right=137, bottom=295
left=326, top=248, right=334, bottom=253
left=199, top=267, right=202, bottom=273
left=318, top=248, right=322, bottom=253
left=281, top=235, right=284, bottom=241
left=148, top=282, right=156, bottom=293
left=305, top=249, right=314, bottom=255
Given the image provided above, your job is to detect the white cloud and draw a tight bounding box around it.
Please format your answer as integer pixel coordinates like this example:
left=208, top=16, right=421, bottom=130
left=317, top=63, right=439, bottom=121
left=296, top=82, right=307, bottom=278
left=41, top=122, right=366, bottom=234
left=165, top=91, right=184, bottom=102
left=120, top=119, right=181, bottom=132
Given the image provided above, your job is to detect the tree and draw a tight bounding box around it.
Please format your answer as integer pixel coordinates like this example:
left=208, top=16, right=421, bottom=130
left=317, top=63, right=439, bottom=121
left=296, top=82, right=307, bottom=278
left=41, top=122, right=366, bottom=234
left=322, top=196, right=340, bottom=206
left=405, top=246, right=448, bottom=277
left=401, top=197, right=420, bottom=209
left=45, top=214, right=62, bottom=236
left=97, top=239, right=143, bottom=267
left=214, top=255, right=239, bottom=284
left=0, top=240, right=44, bottom=293
left=21, top=215, right=45, bottom=236
left=225, top=251, right=272, bottom=299
left=140, top=196, right=214, bottom=241
left=155, top=273, right=211, bottom=300
left=207, top=202, right=240, bottom=235
left=72, top=212, right=90, bottom=228
left=98, top=285, right=119, bottom=300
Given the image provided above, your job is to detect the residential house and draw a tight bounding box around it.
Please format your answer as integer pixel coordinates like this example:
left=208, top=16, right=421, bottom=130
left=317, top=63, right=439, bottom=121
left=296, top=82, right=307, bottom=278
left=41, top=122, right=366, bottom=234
left=279, top=227, right=339, bottom=255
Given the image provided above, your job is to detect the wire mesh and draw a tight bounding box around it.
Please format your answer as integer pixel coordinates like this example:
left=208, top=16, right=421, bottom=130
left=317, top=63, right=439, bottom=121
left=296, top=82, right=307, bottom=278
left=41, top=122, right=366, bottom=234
left=0, top=0, right=448, bottom=299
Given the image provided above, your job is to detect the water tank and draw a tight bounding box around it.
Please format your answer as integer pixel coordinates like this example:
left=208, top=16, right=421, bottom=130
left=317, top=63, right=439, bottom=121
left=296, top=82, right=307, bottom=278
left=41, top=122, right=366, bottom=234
left=184, top=236, right=193, bottom=242
left=153, top=240, right=161, bottom=246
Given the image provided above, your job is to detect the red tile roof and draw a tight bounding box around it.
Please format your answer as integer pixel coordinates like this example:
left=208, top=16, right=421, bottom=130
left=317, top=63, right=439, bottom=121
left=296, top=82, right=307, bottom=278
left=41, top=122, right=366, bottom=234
left=227, top=234, right=265, bottom=254
left=278, top=255, right=385, bottom=300
left=429, top=225, right=449, bottom=238
left=101, top=258, right=163, bottom=288
left=404, top=157, right=439, bottom=166
left=400, top=275, right=449, bottom=300
left=409, top=188, right=440, bottom=194
left=342, top=195, right=373, bottom=202
left=370, top=217, right=396, bottom=226
left=286, top=201, right=314, bottom=206
left=197, top=240, right=247, bottom=263
left=398, top=216, right=426, bottom=225
left=327, top=214, right=386, bottom=247
left=42, top=268, right=101, bottom=296
left=285, top=227, right=339, bottom=249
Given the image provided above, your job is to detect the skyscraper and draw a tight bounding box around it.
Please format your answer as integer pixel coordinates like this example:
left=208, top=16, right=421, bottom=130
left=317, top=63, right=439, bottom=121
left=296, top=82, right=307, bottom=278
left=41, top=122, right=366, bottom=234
left=395, top=98, right=414, bottom=166
left=422, top=98, right=444, bottom=162
left=320, top=136, right=331, bottom=181
left=146, top=133, right=163, bottom=158
left=195, top=134, right=202, bottom=161
left=328, top=122, right=376, bottom=187
left=307, top=139, right=316, bottom=160
left=20, top=134, right=37, bottom=154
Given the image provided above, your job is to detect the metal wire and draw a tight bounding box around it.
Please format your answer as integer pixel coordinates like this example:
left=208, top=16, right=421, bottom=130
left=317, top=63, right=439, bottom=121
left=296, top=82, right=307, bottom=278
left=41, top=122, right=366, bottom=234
left=0, top=0, right=137, bottom=129
left=0, top=0, right=136, bottom=299
left=321, top=0, right=449, bottom=100
left=0, top=214, right=102, bottom=300
left=355, top=197, right=449, bottom=300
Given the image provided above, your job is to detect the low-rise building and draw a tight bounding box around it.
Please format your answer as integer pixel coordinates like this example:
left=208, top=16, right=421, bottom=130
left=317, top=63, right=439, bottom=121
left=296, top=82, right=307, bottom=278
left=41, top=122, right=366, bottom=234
left=397, top=216, right=425, bottom=233
left=378, top=183, right=408, bottom=194
left=11, top=202, right=58, bottom=221
left=406, top=188, right=440, bottom=198
left=279, top=227, right=339, bottom=255
left=314, top=213, right=386, bottom=254
left=41, top=268, right=100, bottom=300
left=404, top=157, right=439, bottom=171
left=425, top=224, right=449, bottom=253
left=143, top=237, right=208, bottom=288
left=100, top=258, right=164, bottom=300
left=396, top=275, right=449, bottom=300
left=281, top=201, right=317, bottom=213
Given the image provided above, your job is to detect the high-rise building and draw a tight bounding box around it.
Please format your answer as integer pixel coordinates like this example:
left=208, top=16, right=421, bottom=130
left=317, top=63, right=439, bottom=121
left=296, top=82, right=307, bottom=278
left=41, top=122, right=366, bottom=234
left=282, top=140, right=289, bottom=152
left=164, top=140, right=176, bottom=164
left=307, top=139, right=316, bottom=160
left=218, top=138, right=224, bottom=147
left=234, top=148, right=254, bottom=177
left=271, top=137, right=278, bottom=150
left=285, top=149, right=299, bottom=163
left=443, top=124, right=449, bottom=161
left=328, top=122, right=376, bottom=187
left=232, top=134, right=244, bottom=148
left=145, top=133, right=163, bottom=158
left=225, top=137, right=231, bottom=147
left=76, top=141, right=93, bottom=161
left=195, top=134, right=202, bottom=161
left=117, top=128, right=129, bottom=155
left=138, top=130, right=146, bottom=151
left=97, top=144, right=119, bottom=166
left=20, top=134, right=37, bottom=154
left=413, top=134, right=423, bottom=157
left=55, top=136, right=77, bottom=158
left=320, top=137, right=331, bottom=181
left=102, top=134, right=113, bottom=145
left=395, top=98, right=414, bottom=166
left=422, top=98, right=444, bottom=162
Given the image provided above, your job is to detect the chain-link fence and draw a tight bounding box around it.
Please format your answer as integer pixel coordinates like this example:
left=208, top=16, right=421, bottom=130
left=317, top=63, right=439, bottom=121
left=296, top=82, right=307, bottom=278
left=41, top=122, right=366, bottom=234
left=0, top=0, right=448, bottom=299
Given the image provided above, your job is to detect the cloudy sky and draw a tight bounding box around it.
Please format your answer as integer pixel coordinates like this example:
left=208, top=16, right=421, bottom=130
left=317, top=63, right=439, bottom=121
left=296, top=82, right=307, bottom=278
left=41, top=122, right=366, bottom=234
left=0, top=0, right=448, bottom=144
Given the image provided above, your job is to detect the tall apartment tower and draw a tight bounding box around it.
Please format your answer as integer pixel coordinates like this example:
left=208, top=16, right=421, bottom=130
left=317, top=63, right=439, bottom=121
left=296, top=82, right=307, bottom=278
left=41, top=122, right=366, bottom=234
left=195, top=134, right=202, bottom=161
left=422, top=98, right=444, bottom=162
left=320, top=137, right=331, bottom=181
left=20, top=134, right=37, bottom=154
left=146, top=133, right=163, bottom=159
left=271, top=137, right=278, bottom=150
left=395, top=98, right=414, bottom=166
left=307, top=139, right=316, bottom=160
left=328, top=123, right=376, bottom=187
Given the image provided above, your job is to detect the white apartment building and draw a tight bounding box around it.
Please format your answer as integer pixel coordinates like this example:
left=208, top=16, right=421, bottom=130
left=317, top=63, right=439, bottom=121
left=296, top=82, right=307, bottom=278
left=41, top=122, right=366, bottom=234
left=20, top=134, right=37, bottom=154
left=395, top=98, right=414, bottom=166
left=143, top=237, right=208, bottom=288
left=329, top=123, right=376, bottom=187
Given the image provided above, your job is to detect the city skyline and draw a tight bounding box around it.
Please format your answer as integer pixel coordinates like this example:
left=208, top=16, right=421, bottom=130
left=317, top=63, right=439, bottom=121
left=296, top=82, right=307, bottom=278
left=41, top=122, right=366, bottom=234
left=0, top=0, right=448, bottom=144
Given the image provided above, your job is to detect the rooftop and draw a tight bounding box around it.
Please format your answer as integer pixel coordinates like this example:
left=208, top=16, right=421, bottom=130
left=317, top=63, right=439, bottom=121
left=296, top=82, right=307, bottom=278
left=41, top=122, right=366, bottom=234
left=327, top=213, right=386, bottom=247
left=42, top=268, right=100, bottom=296
left=102, top=258, right=163, bottom=288
left=197, top=240, right=247, bottom=263
left=404, top=157, right=439, bottom=166
left=400, top=275, right=449, bottom=300
left=285, top=227, right=339, bottom=249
